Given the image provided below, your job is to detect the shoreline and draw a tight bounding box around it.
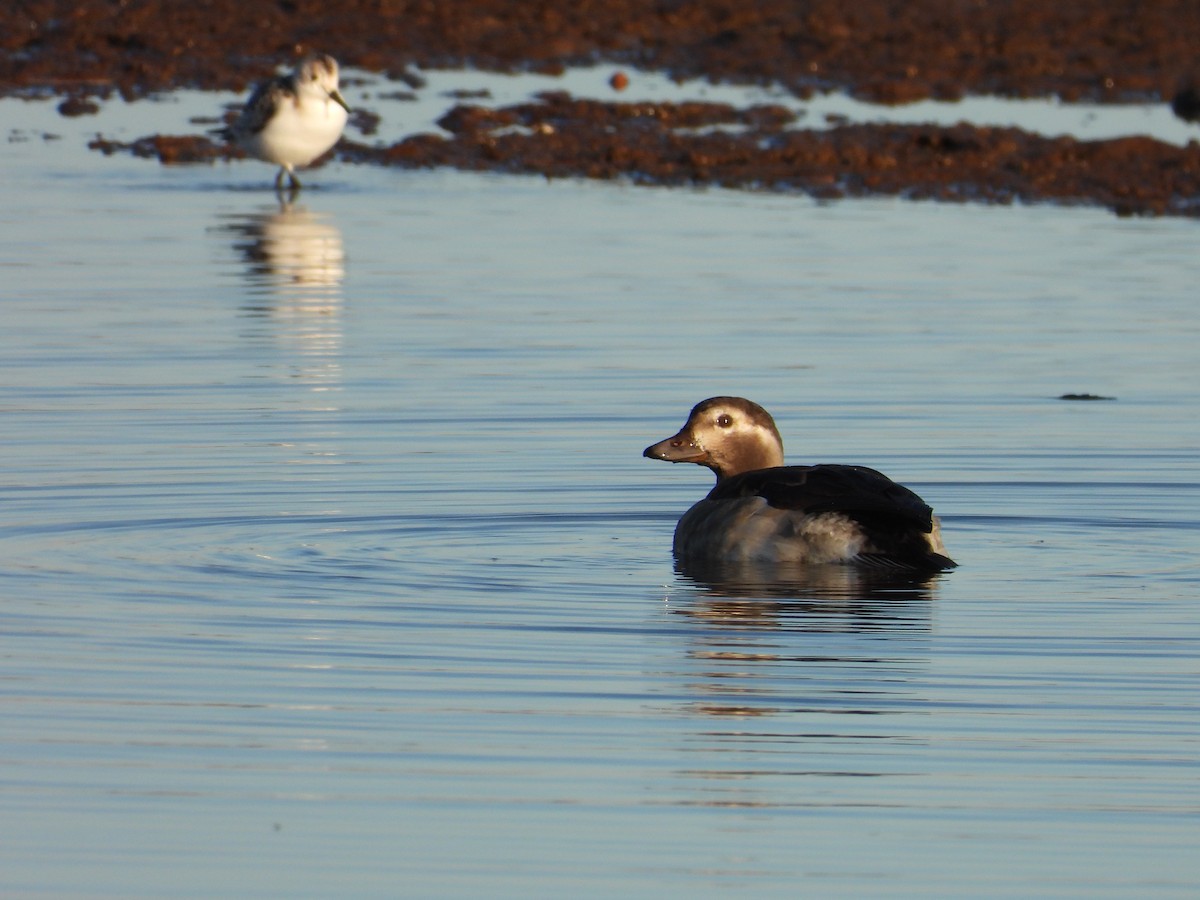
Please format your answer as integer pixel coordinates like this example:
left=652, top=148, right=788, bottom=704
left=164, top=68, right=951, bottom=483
left=9, top=1, right=1200, bottom=217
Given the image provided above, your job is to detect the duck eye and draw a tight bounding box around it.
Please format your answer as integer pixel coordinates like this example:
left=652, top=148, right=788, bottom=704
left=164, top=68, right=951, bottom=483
left=716, top=414, right=732, bottom=428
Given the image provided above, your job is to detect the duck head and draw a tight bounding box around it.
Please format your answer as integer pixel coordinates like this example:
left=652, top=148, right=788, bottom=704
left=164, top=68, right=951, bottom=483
left=643, top=396, right=785, bottom=481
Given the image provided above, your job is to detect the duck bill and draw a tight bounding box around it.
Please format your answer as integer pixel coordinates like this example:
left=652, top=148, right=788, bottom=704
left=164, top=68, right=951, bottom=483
left=643, top=433, right=707, bottom=464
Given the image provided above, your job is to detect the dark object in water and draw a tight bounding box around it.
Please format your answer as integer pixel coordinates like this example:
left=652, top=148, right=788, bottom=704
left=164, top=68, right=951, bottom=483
left=644, top=396, right=955, bottom=571
left=1172, top=86, right=1200, bottom=123
left=1058, top=393, right=1116, bottom=401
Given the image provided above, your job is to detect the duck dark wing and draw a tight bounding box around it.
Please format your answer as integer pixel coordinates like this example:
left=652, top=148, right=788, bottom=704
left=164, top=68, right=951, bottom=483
left=707, top=464, right=936, bottom=533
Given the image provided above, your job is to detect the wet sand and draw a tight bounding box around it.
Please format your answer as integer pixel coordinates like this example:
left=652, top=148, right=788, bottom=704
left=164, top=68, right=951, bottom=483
left=9, top=1, right=1200, bottom=216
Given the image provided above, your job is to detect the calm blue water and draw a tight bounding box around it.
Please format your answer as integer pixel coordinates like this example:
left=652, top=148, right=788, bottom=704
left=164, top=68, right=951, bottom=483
left=1, top=81, right=1198, bottom=897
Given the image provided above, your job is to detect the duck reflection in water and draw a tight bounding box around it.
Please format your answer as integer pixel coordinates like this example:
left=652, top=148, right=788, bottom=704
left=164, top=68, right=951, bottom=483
left=670, top=553, right=940, bottom=631
left=662, top=548, right=940, bottom=742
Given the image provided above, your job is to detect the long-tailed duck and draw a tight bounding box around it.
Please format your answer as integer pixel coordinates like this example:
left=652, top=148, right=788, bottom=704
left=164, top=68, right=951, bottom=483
left=644, top=397, right=955, bottom=571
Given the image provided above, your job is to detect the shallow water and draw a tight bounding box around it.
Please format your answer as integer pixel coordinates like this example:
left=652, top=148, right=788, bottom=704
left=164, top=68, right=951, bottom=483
left=2, top=81, right=1199, bottom=897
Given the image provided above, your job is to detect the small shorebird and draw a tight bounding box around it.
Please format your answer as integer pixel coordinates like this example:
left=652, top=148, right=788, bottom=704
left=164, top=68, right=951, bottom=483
left=644, top=397, right=956, bottom=571
left=227, top=54, right=350, bottom=193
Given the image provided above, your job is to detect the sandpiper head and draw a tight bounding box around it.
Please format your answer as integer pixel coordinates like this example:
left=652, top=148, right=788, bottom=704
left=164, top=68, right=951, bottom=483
left=643, top=396, right=786, bottom=481
left=297, top=54, right=350, bottom=113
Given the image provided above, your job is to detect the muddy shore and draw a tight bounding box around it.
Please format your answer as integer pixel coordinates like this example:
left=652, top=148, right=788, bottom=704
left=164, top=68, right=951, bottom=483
left=8, top=1, right=1200, bottom=216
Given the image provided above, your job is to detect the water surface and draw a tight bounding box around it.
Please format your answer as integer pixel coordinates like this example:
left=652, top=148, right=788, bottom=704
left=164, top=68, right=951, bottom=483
left=1, top=86, right=1198, bottom=897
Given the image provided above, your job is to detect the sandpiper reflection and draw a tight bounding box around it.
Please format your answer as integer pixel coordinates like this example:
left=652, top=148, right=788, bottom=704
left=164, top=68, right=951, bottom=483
left=220, top=199, right=346, bottom=390
left=226, top=199, right=345, bottom=296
